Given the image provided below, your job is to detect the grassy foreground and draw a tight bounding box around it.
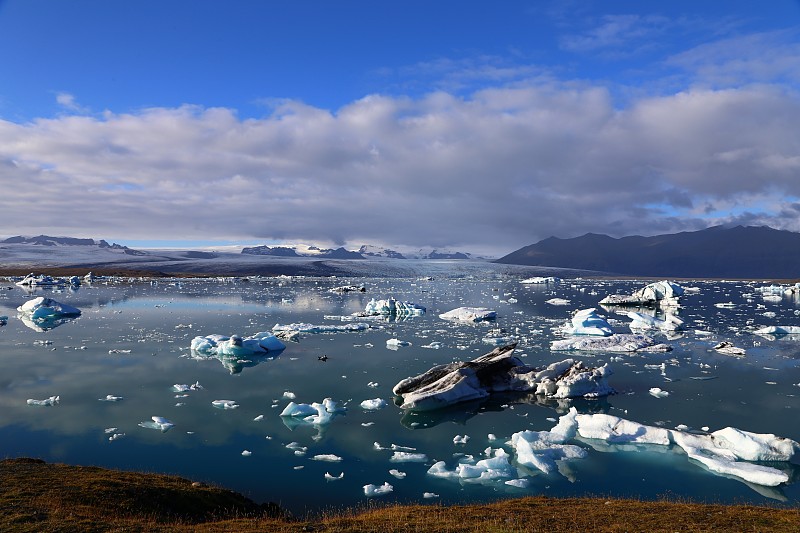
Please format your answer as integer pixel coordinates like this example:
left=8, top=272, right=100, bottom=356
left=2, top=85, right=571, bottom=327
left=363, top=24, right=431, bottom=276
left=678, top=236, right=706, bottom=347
left=1, top=458, right=798, bottom=532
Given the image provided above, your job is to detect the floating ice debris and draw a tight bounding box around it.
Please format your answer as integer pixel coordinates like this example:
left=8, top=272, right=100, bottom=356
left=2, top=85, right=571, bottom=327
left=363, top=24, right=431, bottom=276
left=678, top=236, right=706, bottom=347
left=272, top=322, right=370, bottom=334
left=108, top=349, right=131, bottom=354
left=253, top=414, right=264, bottom=421
left=439, top=307, right=496, bottom=322
left=393, top=344, right=615, bottom=411
left=386, top=338, right=411, bottom=348
left=212, top=400, right=239, bottom=409
left=551, top=334, right=671, bottom=353
left=241, top=450, right=252, bottom=457
left=312, top=454, right=343, bottom=462
left=138, top=416, right=174, bottom=432
left=714, top=341, right=746, bottom=356
left=715, top=302, right=736, bottom=309
left=104, top=427, right=118, bottom=434
left=172, top=382, right=203, bottom=392
left=16, top=273, right=66, bottom=287
left=428, top=448, right=516, bottom=482
left=98, top=395, right=124, bottom=402
left=754, top=325, right=800, bottom=336
left=453, top=435, right=470, bottom=445
left=360, top=398, right=388, bottom=410
left=562, top=308, right=614, bottom=336
left=423, top=492, right=439, bottom=498
left=505, top=479, right=530, bottom=488
left=421, top=341, right=443, bottom=349
left=325, top=472, right=344, bottom=480
left=599, top=281, right=684, bottom=307
left=546, top=298, right=571, bottom=306
left=649, top=387, right=670, bottom=398
left=363, top=297, right=425, bottom=316
left=509, top=412, right=587, bottom=475
left=191, top=332, right=285, bottom=356
left=363, top=482, right=393, bottom=497
left=280, top=398, right=345, bottom=425
left=390, top=452, right=429, bottom=462
left=108, top=433, right=125, bottom=442
left=367, top=381, right=379, bottom=388
left=627, top=311, right=683, bottom=332
left=521, top=276, right=561, bottom=284
left=389, top=469, right=406, bottom=478
left=283, top=391, right=296, bottom=400
left=27, top=395, right=59, bottom=406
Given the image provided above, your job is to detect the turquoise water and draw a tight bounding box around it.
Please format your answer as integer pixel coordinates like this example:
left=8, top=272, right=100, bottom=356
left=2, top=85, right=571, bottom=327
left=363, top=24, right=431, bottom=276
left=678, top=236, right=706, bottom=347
left=1, top=274, right=799, bottom=513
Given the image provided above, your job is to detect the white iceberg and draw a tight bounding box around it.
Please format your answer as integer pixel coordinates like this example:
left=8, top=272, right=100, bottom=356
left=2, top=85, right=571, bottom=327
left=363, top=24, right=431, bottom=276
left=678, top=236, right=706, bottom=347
left=427, top=448, right=517, bottom=483
left=439, top=307, right=496, bottom=322
left=280, top=398, right=345, bottom=425
left=16, top=273, right=65, bottom=287
left=521, top=276, right=561, bottom=284
left=754, top=325, right=800, bottom=336
left=714, top=341, right=746, bottom=356
left=272, top=322, right=370, bottom=334
left=363, top=482, right=393, bottom=497
left=212, top=399, right=239, bottom=409
left=138, top=416, right=174, bottom=432
left=27, top=395, right=60, bottom=406
left=190, top=332, right=285, bottom=356
left=551, top=334, right=671, bottom=353
left=599, top=280, right=684, bottom=307
left=360, top=398, right=388, bottom=410
left=562, top=308, right=614, bottom=336
left=363, top=297, right=425, bottom=316
left=386, top=338, right=411, bottom=348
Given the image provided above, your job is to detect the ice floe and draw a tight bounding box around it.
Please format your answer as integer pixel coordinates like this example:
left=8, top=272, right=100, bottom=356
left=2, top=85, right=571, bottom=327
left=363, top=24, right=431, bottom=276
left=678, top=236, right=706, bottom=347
left=17, top=297, right=81, bottom=331
left=439, top=307, right=496, bottom=322
left=27, top=395, right=60, bottom=406
left=521, top=276, right=561, bottom=284
left=627, top=311, right=683, bottom=332
left=138, top=416, right=174, bottom=432
left=714, top=341, right=746, bottom=356
left=212, top=399, right=239, bottom=409
left=360, top=398, right=388, bottom=410
left=393, top=344, right=615, bottom=410
left=272, top=322, right=370, bottom=334
left=551, top=334, right=671, bottom=353
left=754, top=325, right=800, bottom=336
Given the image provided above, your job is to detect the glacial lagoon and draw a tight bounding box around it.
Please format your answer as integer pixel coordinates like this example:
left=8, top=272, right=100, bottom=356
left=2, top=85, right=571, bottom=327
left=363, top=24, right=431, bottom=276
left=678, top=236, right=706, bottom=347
left=1, top=269, right=799, bottom=513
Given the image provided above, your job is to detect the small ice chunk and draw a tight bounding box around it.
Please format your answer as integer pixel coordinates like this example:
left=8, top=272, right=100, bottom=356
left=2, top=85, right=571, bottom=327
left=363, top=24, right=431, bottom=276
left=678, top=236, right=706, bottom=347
left=546, top=298, right=571, bottom=306
left=390, top=451, right=429, bottom=462
left=98, top=395, right=124, bottom=402
left=423, top=492, right=439, bottom=498
left=241, top=450, right=252, bottom=457
left=439, top=307, right=496, bottom=322
left=453, top=434, right=470, bottom=445
left=360, top=398, right=388, bottom=410
left=562, top=308, right=613, bottom=337
left=324, top=472, right=344, bottom=480
left=649, top=388, right=670, bottom=398
left=253, top=414, right=264, bottom=421
left=363, top=482, right=393, bottom=497
left=212, top=399, right=239, bottom=409
left=312, top=454, right=343, bottom=462
left=386, top=338, right=411, bottom=348
left=138, top=416, right=174, bottom=432
left=389, top=469, right=406, bottom=478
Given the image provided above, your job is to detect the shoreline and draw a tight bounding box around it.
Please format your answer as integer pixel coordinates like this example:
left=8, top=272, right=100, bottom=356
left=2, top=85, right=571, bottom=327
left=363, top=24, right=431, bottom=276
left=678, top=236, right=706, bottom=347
left=2, top=457, right=798, bottom=531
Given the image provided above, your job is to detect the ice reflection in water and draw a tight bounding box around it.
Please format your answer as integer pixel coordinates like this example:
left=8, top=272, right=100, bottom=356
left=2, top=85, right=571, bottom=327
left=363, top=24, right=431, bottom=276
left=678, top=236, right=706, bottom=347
left=0, top=273, right=799, bottom=512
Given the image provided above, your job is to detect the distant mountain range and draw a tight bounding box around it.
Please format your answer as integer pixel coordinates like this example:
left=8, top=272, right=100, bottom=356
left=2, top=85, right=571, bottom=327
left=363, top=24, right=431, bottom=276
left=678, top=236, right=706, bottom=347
left=2, top=235, right=147, bottom=255
left=496, top=225, right=800, bottom=279
left=241, top=243, right=475, bottom=260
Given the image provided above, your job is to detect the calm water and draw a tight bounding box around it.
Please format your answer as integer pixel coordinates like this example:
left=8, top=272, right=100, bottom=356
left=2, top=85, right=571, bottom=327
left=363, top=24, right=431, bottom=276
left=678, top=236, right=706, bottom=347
left=1, top=271, right=799, bottom=513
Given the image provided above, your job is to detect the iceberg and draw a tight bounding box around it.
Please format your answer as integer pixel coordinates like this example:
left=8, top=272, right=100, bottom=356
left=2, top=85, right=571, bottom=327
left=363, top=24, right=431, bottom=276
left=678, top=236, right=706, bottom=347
left=754, top=325, right=800, bottom=336
left=599, top=280, right=684, bottom=307
left=520, top=276, right=561, bottom=284
left=138, top=416, right=174, bottom=432
left=190, top=332, right=285, bottom=356
left=363, top=297, right=426, bottom=316
left=439, top=307, right=496, bottom=322
left=363, top=482, right=393, bottom=497
left=272, top=322, right=370, bottom=334
left=427, top=448, right=517, bottom=483
left=27, top=395, right=60, bottom=406
left=280, top=398, right=346, bottom=425
left=562, top=308, right=614, bottom=336
left=551, top=334, right=671, bottom=353
left=16, top=273, right=66, bottom=287
left=392, top=344, right=615, bottom=411
left=17, top=297, right=81, bottom=320
left=714, top=341, right=746, bottom=356
left=360, top=398, right=388, bottom=410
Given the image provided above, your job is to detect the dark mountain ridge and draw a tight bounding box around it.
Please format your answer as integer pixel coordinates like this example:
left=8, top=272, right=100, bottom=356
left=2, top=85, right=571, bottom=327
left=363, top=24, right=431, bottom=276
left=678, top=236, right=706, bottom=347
left=496, top=225, right=800, bottom=279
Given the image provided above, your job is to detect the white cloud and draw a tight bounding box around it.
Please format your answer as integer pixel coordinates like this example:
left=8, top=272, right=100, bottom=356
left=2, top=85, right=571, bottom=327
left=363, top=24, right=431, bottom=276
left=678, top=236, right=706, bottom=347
left=1, top=77, right=799, bottom=255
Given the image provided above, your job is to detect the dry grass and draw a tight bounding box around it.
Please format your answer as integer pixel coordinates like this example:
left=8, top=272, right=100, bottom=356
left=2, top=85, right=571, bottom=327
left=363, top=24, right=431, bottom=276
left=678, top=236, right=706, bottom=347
left=1, top=458, right=798, bottom=532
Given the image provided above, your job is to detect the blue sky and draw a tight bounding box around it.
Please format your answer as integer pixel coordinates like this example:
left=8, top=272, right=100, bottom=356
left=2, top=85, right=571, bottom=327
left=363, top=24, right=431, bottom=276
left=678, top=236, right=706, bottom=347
left=1, top=0, right=799, bottom=254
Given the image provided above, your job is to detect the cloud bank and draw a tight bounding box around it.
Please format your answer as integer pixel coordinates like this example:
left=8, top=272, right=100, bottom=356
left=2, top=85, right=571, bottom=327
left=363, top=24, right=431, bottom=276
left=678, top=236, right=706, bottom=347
left=1, top=39, right=799, bottom=255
